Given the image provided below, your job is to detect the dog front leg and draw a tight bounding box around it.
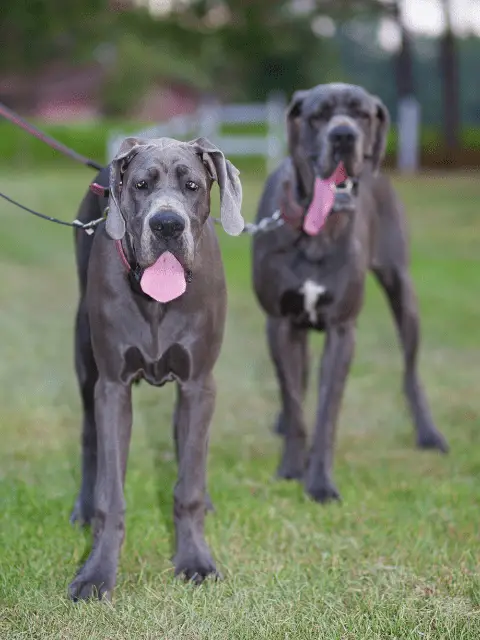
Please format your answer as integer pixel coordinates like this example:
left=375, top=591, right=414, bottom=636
left=305, top=322, right=356, bottom=503
left=173, top=390, right=215, bottom=514
left=69, top=378, right=133, bottom=601
left=267, top=316, right=309, bottom=480
left=173, top=375, right=218, bottom=583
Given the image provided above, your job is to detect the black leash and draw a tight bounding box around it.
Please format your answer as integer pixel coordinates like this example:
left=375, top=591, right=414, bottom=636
left=0, top=190, right=105, bottom=234
left=0, top=102, right=106, bottom=232
left=0, top=101, right=103, bottom=172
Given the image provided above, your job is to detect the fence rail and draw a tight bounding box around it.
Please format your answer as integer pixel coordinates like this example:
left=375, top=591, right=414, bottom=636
left=107, top=92, right=288, bottom=173
left=107, top=92, right=421, bottom=175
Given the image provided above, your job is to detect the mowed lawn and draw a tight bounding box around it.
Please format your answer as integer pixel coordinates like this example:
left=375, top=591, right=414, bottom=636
left=0, top=166, right=479, bottom=639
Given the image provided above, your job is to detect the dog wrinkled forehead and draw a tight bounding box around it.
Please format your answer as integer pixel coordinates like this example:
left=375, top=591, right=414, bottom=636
left=303, top=83, right=376, bottom=115
left=124, top=138, right=216, bottom=179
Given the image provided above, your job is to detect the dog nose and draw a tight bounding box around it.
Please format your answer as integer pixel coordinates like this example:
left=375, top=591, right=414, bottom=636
left=149, top=212, right=185, bottom=239
left=329, top=125, right=356, bottom=152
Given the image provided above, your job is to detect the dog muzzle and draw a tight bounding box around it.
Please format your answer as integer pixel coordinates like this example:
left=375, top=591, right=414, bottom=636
left=302, top=162, right=357, bottom=236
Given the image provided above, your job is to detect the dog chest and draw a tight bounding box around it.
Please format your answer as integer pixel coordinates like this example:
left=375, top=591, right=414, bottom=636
left=123, top=343, right=191, bottom=387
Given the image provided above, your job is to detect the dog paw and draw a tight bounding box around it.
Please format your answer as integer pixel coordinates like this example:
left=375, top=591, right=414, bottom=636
left=276, top=440, right=306, bottom=481
left=273, top=412, right=287, bottom=436
left=277, top=463, right=304, bottom=481
left=68, top=563, right=115, bottom=602
left=174, top=548, right=220, bottom=585
left=417, top=429, right=449, bottom=454
left=305, top=478, right=341, bottom=504
left=70, top=496, right=94, bottom=527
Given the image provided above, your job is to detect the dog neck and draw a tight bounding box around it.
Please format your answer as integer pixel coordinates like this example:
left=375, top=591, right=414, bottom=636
left=281, top=157, right=359, bottom=237
left=115, top=236, right=155, bottom=301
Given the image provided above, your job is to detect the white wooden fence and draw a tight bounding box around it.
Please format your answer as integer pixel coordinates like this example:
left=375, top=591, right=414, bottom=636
left=107, top=91, right=288, bottom=173
left=107, top=91, right=421, bottom=175
left=397, top=96, right=421, bottom=174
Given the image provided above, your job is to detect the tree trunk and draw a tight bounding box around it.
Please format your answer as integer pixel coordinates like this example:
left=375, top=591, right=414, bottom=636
left=439, top=17, right=460, bottom=159
left=389, top=0, right=415, bottom=100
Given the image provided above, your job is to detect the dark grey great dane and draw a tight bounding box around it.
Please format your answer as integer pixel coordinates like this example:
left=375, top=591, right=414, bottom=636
left=252, top=83, right=448, bottom=504
left=69, top=136, right=243, bottom=600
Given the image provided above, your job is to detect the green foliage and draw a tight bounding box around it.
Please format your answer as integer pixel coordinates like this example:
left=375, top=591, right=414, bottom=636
left=0, top=120, right=144, bottom=168
left=0, top=0, right=341, bottom=108
left=1, top=121, right=480, bottom=172
left=100, top=33, right=213, bottom=117
left=3, top=0, right=480, bottom=128
left=0, top=0, right=107, bottom=73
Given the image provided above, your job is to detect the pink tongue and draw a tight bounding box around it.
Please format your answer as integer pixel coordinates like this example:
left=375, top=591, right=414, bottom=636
left=303, top=163, right=347, bottom=236
left=140, top=251, right=186, bottom=303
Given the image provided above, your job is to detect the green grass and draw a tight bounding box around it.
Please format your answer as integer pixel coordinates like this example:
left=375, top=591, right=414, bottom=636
left=0, top=166, right=479, bottom=639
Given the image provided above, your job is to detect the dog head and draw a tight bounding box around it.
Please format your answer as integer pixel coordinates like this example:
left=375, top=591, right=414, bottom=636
left=286, top=83, right=390, bottom=189
left=106, top=136, right=244, bottom=272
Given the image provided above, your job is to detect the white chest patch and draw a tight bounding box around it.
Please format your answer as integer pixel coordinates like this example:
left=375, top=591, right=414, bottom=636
left=300, top=280, right=327, bottom=323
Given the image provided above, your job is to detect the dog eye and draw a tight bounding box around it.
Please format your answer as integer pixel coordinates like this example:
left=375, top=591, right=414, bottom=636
left=185, top=180, right=199, bottom=191
left=310, top=110, right=329, bottom=125
left=135, top=180, right=148, bottom=190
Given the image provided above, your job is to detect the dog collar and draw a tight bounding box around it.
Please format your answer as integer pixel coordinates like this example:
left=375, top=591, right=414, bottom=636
left=115, top=238, right=154, bottom=300
left=87, top=183, right=146, bottom=291
left=279, top=175, right=359, bottom=232
left=331, top=177, right=359, bottom=213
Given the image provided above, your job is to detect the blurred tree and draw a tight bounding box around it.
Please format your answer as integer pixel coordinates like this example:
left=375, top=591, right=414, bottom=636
left=0, top=0, right=107, bottom=72
left=121, top=0, right=342, bottom=102
left=315, top=1, right=416, bottom=105
left=438, top=0, right=460, bottom=158
left=2, top=0, right=478, bottom=132
left=390, top=0, right=415, bottom=99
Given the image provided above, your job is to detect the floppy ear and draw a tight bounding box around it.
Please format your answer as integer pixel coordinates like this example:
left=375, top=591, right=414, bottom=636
left=285, top=90, right=314, bottom=199
left=106, top=136, right=148, bottom=240
left=286, top=90, right=309, bottom=157
left=189, top=137, right=244, bottom=236
left=371, top=97, right=390, bottom=175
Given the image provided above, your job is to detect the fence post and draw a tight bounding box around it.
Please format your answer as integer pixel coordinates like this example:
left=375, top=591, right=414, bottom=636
left=169, top=114, right=193, bottom=140
left=197, top=97, right=220, bottom=144
left=397, top=95, right=421, bottom=174
left=106, top=130, right=124, bottom=163
left=266, top=91, right=287, bottom=174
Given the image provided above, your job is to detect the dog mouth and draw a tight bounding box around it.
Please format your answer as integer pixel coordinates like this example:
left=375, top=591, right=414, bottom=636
left=302, top=161, right=357, bottom=236
left=321, top=158, right=358, bottom=210
left=139, top=249, right=191, bottom=303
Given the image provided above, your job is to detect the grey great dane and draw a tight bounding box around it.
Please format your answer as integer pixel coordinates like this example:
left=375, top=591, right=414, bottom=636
left=252, top=83, right=448, bottom=504
left=69, top=136, right=243, bottom=600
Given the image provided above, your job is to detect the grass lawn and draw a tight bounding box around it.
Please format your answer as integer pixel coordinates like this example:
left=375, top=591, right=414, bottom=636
left=0, top=166, right=479, bottom=639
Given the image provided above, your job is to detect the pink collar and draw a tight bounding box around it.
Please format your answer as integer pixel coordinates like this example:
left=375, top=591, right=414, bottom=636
left=115, top=239, right=131, bottom=272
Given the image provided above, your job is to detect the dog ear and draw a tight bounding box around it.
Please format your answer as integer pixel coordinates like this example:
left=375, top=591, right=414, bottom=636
left=286, top=90, right=309, bottom=157
left=189, top=137, right=244, bottom=236
left=285, top=90, right=314, bottom=199
left=371, top=97, right=390, bottom=175
left=107, top=137, right=148, bottom=240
